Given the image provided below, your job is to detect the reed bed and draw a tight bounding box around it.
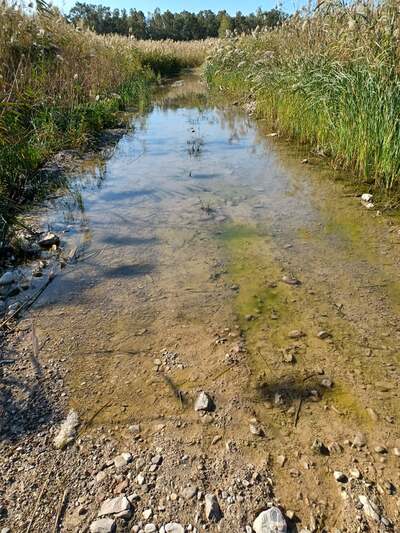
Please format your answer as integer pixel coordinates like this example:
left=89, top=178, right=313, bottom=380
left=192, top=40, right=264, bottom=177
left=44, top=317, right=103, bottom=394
left=205, top=0, right=400, bottom=191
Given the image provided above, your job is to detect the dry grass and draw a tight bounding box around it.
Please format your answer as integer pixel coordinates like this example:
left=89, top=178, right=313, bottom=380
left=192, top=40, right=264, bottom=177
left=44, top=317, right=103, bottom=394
left=205, top=0, right=400, bottom=191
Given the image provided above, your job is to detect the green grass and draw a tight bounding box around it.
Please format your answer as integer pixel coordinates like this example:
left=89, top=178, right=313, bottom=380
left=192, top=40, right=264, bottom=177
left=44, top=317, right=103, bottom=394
left=205, top=0, right=400, bottom=193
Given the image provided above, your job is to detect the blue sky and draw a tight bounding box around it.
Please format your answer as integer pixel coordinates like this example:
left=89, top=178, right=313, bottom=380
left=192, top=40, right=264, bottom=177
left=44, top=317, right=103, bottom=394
left=54, top=0, right=307, bottom=15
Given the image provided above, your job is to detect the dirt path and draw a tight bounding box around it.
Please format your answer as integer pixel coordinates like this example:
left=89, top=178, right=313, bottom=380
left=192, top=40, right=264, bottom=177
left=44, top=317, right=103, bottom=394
left=1, top=73, right=400, bottom=532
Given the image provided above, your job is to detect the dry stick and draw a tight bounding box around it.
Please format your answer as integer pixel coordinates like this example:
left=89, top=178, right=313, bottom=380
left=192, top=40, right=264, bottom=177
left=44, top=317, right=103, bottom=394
left=53, top=489, right=69, bottom=533
left=293, top=397, right=303, bottom=428
left=26, top=466, right=53, bottom=533
left=77, top=400, right=112, bottom=436
left=0, top=272, right=55, bottom=330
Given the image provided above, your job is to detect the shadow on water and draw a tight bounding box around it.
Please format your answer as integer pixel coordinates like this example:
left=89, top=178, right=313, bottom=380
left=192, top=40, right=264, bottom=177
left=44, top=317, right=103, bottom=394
left=255, top=376, right=325, bottom=407
left=104, top=263, right=155, bottom=279
left=100, top=188, right=157, bottom=202
left=101, top=235, right=159, bottom=247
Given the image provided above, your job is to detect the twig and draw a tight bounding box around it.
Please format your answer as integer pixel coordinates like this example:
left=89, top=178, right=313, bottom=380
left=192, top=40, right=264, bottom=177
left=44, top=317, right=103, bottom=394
left=78, top=400, right=112, bottom=435
left=293, top=397, right=303, bottom=428
left=26, top=467, right=53, bottom=533
left=53, top=489, right=69, bottom=533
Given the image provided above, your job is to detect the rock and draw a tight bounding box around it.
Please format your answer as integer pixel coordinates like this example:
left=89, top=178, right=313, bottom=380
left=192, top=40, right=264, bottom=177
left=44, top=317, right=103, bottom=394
left=114, top=452, right=132, bottom=468
left=281, top=275, right=301, bottom=286
left=288, top=330, right=305, bottom=339
left=358, top=495, right=380, bottom=522
left=38, top=232, right=60, bottom=247
left=151, top=454, right=162, bottom=465
left=392, top=447, right=400, bottom=456
left=361, top=193, right=373, bottom=202
left=276, top=455, right=286, bottom=467
left=317, top=330, right=331, bottom=340
left=253, top=507, right=287, bottom=533
left=90, top=518, right=115, bottom=533
left=194, top=391, right=214, bottom=412
left=321, top=378, right=333, bottom=388
left=0, top=272, right=15, bottom=285
left=350, top=468, right=361, bottom=479
left=205, top=493, right=222, bottom=522
left=98, top=496, right=130, bottom=517
left=181, top=485, right=197, bottom=500
left=283, top=352, right=295, bottom=364
left=374, top=446, right=387, bottom=454
left=144, top=525, right=157, bottom=533
left=249, top=420, right=264, bottom=437
left=311, top=439, right=329, bottom=455
left=165, top=523, right=184, bottom=533
left=142, top=509, right=152, bottom=520
left=333, top=471, right=348, bottom=483
left=353, top=432, right=367, bottom=448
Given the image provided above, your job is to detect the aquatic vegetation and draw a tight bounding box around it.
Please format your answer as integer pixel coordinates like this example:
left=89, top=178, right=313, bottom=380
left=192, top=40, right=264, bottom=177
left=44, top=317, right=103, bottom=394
left=205, top=0, right=400, bottom=192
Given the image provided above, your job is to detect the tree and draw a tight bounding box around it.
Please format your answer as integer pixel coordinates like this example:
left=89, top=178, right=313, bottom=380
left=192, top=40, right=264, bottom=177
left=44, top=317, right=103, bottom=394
left=218, top=13, right=232, bottom=38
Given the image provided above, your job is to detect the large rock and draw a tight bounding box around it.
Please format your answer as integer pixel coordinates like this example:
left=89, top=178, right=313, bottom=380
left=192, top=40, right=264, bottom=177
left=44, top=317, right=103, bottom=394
left=90, top=518, right=115, bottom=533
left=253, top=507, right=287, bottom=533
left=358, top=495, right=380, bottom=522
left=194, top=391, right=214, bottom=412
left=98, top=496, right=130, bottom=517
left=38, top=232, right=60, bottom=248
left=205, top=493, right=222, bottom=522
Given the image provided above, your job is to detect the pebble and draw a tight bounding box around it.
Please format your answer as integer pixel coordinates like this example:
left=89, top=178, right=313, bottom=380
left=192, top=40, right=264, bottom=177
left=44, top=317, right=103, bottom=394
left=320, top=378, right=333, bottom=388
left=350, top=468, right=361, bottom=479
left=98, top=496, right=130, bottom=517
left=288, top=330, right=305, bottom=339
left=205, top=493, right=222, bottom=522
left=114, top=452, right=132, bottom=468
left=90, top=518, right=115, bottom=533
left=311, top=439, right=329, bottom=455
left=352, top=432, right=367, bottom=448
left=181, top=485, right=197, bottom=500
left=144, top=525, right=157, bottom=533
left=194, top=391, right=214, bottom=412
left=333, top=471, right=348, bottom=483
left=142, top=509, right=152, bottom=520
left=165, top=523, right=184, bottom=533
left=317, top=330, right=331, bottom=340
left=374, top=446, right=387, bottom=454
left=249, top=420, right=264, bottom=437
left=281, top=275, right=301, bottom=286
left=151, top=455, right=163, bottom=465
left=276, top=455, right=286, bottom=467
left=392, top=447, right=400, bottom=456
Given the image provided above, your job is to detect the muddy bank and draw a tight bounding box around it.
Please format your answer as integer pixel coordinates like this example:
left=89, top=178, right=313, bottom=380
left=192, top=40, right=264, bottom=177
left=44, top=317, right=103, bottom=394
left=1, top=72, right=400, bottom=532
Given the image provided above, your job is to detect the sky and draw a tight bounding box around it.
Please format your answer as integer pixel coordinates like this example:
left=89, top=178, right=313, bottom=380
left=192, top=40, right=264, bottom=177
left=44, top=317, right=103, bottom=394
left=53, top=0, right=308, bottom=16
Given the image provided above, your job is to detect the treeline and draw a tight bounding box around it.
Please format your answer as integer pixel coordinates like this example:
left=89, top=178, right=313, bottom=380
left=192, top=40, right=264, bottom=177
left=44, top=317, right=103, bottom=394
left=67, top=4, right=286, bottom=40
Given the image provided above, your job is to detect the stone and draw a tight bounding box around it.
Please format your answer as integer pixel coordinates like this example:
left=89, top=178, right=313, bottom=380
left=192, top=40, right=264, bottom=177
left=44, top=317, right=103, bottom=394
left=165, top=523, right=184, bottom=533
left=317, top=330, right=331, bottom=340
left=151, top=454, right=162, bottom=465
left=374, top=446, right=387, bottom=454
left=0, top=272, right=14, bottom=285
left=361, top=193, right=373, bottom=202
left=288, top=330, right=305, bottom=339
left=281, top=275, right=301, bottom=286
left=181, top=485, right=197, bottom=500
left=142, top=509, right=152, bottom=520
left=253, top=507, right=287, bottom=533
left=352, top=432, right=367, bottom=448
left=249, top=420, right=264, bottom=437
left=321, top=378, right=333, bottom=388
left=333, top=471, right=348, bottom=483
left=205, top=493, right=222, bottom=522
left=358, top=495, right=380, bottom=522
left=38, top=232, right=60, bottom=247
left=144, top=525, right=157, bottom=533
left=392, top=447, right=400, bottom=456
left=276, top=455, right=286, bottom=467
left=194, top=391, right=214, bottom=412
left=90, top=518, right=115, bottom=533
left=98, top=496, right=130, bottom=517
left=311, top=439, right=329, bottom=455
left=114, top=452, right=132, bottom=468
left=350, top=468, right=361, bottom=479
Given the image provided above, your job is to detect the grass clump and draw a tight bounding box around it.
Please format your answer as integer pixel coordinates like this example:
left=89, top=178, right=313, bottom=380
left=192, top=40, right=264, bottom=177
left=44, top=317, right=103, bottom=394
left=205, top=0, right=400, bottom=192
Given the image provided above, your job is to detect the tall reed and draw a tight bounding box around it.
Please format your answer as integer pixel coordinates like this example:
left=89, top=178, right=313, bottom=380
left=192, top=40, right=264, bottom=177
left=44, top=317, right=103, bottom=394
left=205, top=0, right=400, bottom=191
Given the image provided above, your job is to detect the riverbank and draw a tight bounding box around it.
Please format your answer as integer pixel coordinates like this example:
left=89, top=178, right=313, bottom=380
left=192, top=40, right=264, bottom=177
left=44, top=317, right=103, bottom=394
left=205, top=0, right=400, bottom=195
left=0, top=4, right=211, bottom=250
